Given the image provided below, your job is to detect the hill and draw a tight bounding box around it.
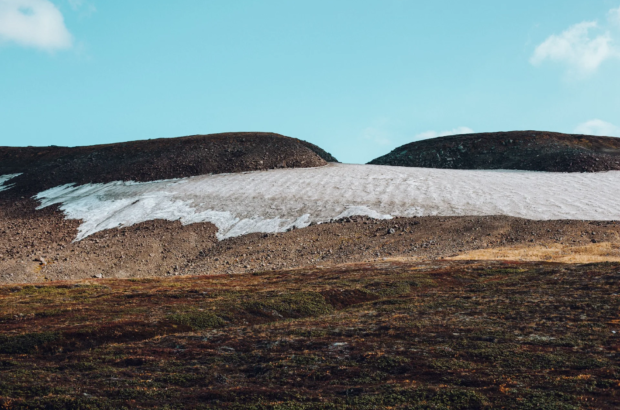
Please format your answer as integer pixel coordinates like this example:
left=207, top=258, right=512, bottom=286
left=369, top=131, right=620, bottom=172
left=0, top=132, right=336, bottom=195
left=2, top=161, right=620, bottom=283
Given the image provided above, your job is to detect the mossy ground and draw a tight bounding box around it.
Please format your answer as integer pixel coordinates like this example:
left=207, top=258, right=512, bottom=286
left=0, top=260, right=619, bottom=409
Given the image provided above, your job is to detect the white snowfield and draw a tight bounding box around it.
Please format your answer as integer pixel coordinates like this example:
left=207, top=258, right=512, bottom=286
left=0, top=174, right=21, bottom=193
left=3, top=163, right=618, bottom=242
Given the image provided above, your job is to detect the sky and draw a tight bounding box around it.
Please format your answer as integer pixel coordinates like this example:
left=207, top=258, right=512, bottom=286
left=1, top=0, right=619, bottom=164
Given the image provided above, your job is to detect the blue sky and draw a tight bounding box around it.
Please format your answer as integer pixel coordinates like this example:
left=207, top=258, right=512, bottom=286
left=1, top=0, right=619, bottom=163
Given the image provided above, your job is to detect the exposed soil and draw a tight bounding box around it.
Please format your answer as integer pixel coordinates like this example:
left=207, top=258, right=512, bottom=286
left=1, top=259, right=619, bottom=409
left=0, top=132, right=335, bottom=196
left=451, top=241, right=620, bottom=264
left=1, top=196, right=619, bottom=284
left=369, top=131, right=620, bottom=172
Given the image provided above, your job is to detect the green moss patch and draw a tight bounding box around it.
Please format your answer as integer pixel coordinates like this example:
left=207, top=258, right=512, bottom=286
left=243, top=292, right=333, bottom=319
left=0, top=332, right=60, bottom=354
left=167, top=310, right=226, bottom=330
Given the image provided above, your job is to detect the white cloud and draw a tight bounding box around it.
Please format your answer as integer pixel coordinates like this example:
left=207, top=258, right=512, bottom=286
left=363, top=121, right=473, bottom=147
left=363, top=126, right=391, bottom=146
left=0, top=0, right=72, bottom=51
left=362, top=117, right=393, bottom=146
left=67, top=0, right=95, bottom=17
left=530, top=21, right=619, bottom=75
left=609, top=6, right=620, bottom=26
left=574, top=119, right=620, bottom=137
left=413, top=126, right=474, bottom=141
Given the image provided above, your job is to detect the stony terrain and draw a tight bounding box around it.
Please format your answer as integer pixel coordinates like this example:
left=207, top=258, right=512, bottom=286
left=2, top=196, right=619, bottom=284
left=369, top=131, right=620, bottom=172
left=0, top=132, right=335, bottom=196
left=0, top=132, right=344, bottom=282
left=298, top=140, right=339, bottom=163
left=1, top=259, right=619, bottom=409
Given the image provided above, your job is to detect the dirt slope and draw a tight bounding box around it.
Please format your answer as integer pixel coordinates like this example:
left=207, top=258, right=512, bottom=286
left=0, top=132, right=334, bottom=195
left=369, top=131, right=620, bottom=172
left=2, top=194, right=619, bottom=284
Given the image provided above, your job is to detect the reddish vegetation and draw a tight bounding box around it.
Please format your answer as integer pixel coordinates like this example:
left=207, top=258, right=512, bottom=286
left=1, top=260, right=619, bottom=409
left=0, top=132, right=334, bottom=196
left=369, top=131, right=620, bottom=172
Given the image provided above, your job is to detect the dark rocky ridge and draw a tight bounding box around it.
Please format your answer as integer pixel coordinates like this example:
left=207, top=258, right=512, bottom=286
left=298, top=140, right=339, bottom=163
left=369, top=131, right=620, bottom=172
left=0, top=132, right=337, bottom=195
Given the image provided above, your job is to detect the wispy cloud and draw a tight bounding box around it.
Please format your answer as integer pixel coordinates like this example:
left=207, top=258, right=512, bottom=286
left=362, top=117, right=393, bottom=146
left=363, top=126, right=391, bottom=146
left=0, top=0, right=72, bottom=51
left=531, top=7, right=620, bottom=76
left=413, top=126, right=474, bottom=141
left=609, top=6, right=620, bottom=26
left=574, top=119, right=620, bottom=137
left=531, top=21, right=618, bottom=75
left=67, top=0, right=95, bottom=18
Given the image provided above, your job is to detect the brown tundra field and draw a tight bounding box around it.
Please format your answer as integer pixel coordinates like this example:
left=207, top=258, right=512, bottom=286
left=1, top=258, right=619, bottom=409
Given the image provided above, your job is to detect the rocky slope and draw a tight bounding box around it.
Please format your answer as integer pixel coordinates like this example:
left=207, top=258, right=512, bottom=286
left=2, top=201, right=619, bottom=284
left=369, top=131, right=620, bottom=172
left=298, top=139, right=339, bottom=163
left=0, top=132, right=336, bottom=195
left=0, top=132, right=343, bottom=283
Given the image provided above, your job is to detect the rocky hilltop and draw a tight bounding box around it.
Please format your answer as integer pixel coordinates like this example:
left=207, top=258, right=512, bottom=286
left=0, top=132, right=337, bottom=195
left=369, top=131, right=620, bottom=172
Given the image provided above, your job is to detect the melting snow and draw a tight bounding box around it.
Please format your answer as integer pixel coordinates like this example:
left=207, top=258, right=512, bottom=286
left=31, top=164, right=620, bottom=241
left=0, top=174, right=21, bottom=193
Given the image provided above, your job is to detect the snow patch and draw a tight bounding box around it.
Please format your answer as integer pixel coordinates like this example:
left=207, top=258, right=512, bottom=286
left=335, top=206, right=392, bottom=221
left=0, top=174, right=21, bottom=193
left=33, top=164, right=620, bottom=241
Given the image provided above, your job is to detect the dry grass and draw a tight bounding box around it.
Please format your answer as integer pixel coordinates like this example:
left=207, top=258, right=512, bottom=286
left=450, top=241, right=620, bottom=263
left=2, top=259, right=620, bottom=409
